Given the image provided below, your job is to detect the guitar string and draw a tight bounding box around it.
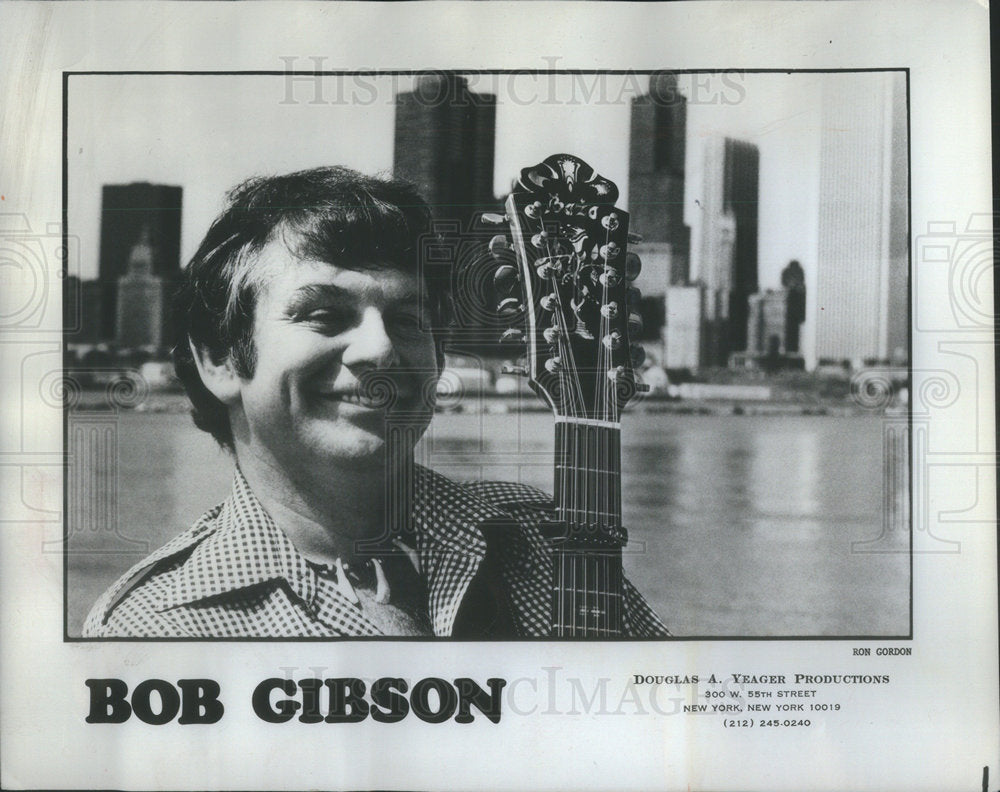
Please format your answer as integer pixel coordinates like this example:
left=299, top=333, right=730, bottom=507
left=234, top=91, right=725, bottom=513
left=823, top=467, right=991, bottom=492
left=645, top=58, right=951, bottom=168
left=551, top=211, right=594, bottom=634
left=608, top=223, right=618, bottom=634
left=597, top=212, right=613, bottom=634
left=532, top=199, right=626, bottom=635
left=544, top=230, right=573, bottom=636
left=583, top=208, right=619, bottom=633
left=535, top=208, right=577, bottom=635
left=587, top=210, right=616, bottom=633
left=512, top=200, right=563, bottom=634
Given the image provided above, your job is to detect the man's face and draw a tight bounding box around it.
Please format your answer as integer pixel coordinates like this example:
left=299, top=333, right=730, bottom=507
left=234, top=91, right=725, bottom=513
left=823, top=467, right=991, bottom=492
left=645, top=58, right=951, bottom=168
left=229, top=237, right=439, bottom=477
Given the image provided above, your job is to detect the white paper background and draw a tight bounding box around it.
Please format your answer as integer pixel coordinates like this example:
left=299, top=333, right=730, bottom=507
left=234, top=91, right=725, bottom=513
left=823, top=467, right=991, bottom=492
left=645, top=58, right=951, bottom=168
left=1, top=1, right=996, bottom=790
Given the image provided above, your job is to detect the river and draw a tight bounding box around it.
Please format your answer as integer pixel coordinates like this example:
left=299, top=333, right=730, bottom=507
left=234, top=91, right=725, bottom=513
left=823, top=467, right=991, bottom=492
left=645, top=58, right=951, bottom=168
left=66, top=409, right=909, bottom=637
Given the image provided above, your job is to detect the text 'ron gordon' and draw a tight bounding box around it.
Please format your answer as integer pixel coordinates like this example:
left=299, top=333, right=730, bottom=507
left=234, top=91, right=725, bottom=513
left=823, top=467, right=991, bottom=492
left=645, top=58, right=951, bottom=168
left=85, top=677, right=507, bottom=725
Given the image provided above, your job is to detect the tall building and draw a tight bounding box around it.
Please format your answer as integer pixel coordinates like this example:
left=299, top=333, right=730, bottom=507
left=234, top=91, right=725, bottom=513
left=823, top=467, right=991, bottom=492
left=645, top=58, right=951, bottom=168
left=814, top=72, right=908, bottom=364
left=663, top=285, right=703, bottom=369
left=780, top=259, right=807, bottom=354
left=694, top=137, right=759, bottom=365
left=393, top=74, right=497, bottom=222
left=394, top=73, right=498, bottom=354
left=695, top=139, right=736, bottom=368
left=98, top=182, right=182, bottom=340
left=723, top=138, right=760, bottom=353
left=115, top=229, right=166, bottom=350
left=746, top=289, right=787, bottom=355
left=628, top=72, right=691, bottom=285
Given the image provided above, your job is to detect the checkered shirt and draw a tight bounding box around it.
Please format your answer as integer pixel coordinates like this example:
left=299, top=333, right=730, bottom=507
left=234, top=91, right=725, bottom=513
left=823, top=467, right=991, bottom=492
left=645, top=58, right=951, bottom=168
left=83, top=466, right=669, bottom=638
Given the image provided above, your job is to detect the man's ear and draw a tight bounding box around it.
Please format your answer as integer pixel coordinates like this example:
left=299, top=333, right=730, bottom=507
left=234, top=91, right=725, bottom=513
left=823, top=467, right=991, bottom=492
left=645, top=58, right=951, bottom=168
left=189, top=338, right=242, bottom=405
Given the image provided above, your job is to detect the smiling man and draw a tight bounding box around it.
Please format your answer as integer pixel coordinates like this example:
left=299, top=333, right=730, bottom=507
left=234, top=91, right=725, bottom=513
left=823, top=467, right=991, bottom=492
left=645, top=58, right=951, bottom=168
left=83, top=166, right=668, bottom=638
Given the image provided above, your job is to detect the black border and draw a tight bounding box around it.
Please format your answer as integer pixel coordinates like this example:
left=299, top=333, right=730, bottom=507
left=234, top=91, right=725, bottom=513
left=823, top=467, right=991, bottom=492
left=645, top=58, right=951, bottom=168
left=62, top=68, right=914, bottom=642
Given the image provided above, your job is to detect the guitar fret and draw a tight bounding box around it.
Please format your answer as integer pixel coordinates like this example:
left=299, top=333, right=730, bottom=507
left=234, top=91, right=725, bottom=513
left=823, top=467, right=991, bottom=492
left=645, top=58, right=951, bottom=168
left=551, top=587, right=623, bottom=598
left=555, top=416, right=621, bottom=429
left=550, top=623, right=616, bottom=634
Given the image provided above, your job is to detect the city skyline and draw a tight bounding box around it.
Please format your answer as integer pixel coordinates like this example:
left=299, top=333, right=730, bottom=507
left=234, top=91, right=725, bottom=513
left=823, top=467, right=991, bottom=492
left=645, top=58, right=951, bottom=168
left=67, top=71, right=907, bottom=366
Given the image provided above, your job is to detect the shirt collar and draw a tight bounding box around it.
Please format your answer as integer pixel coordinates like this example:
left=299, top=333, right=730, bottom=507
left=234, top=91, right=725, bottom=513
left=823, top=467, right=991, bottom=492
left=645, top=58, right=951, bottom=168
left=166, top=469, right=319, bottom=610
left=163, top=463, right=511, bottom=610
left=410, top=463, right=512, bottom=557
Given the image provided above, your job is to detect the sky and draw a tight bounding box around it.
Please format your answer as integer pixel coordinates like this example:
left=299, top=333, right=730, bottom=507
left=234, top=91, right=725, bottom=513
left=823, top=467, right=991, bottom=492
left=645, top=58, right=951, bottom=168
left=67, top=71, right=845, bottom=291
left=66, top=69, right=910, bottom=372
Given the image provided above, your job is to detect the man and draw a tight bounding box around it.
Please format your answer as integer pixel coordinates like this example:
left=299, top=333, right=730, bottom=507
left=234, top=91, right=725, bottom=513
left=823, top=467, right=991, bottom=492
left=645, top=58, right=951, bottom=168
left=84, top=166, right=668, bottom=638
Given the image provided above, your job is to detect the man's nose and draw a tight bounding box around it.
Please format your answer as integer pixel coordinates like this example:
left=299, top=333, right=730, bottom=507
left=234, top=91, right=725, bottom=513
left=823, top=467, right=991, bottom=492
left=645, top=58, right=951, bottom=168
left=341, top=307, right=399, bottom=371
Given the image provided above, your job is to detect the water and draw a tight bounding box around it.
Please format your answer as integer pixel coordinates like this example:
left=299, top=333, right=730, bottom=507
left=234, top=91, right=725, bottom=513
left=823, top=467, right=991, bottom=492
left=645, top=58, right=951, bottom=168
left=66, top=409, right=909, bottom=637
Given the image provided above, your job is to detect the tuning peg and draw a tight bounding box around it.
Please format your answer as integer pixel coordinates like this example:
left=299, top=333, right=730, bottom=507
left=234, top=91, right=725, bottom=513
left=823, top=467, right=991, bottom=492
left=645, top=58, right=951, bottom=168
left=608, top=365, right=649, bottom=392
left=624, top=252, right=641, bottom=281
left=627, top=232, right=643, bottom=244
left=630, top=345, right=646, bottom=367
left=497, top=296, right=522, bottom=318
left=489, top=235, right=511, bottom=258
left=600, top=301, right=619, bottom=319
left=543, top=326, right=560, bottom=344
left=544, top=357, right=562, bottom=373
left=494, top=264, right=519, bottom=293
left=481, top=213, right=508, bottom=226
left=601, top=212, right=621, bottom=231
left=500, top=328, right=523, bottom=344
left=537, top=259, right=562, bottom=279
left=540, top=294, right=557, bottom=312
left=627, top=312, right=643, bottom=336
left=598, top=268, right=621, bottom=287
left=602, top=331, right=622, bottom=351
left=501, top=364, right=528, bottom=376
left=599, top=242, right=621, bottom=260
left=627, top=286, right=642, bottom=308
left=531, top=231, right=549, bottom=249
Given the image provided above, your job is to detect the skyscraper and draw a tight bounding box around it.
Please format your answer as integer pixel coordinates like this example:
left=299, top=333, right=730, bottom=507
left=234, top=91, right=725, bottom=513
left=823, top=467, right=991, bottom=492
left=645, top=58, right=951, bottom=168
left=814, top=72, right=908, bottom=364
left=695, top=137, right=760, bottom=365
left=780, top=259, right=807, bottom=354
left=98, top=182, right=182, bottom=340
left=393, top=74, right=497, bottom=222
left=746, top=289, right=787, bottom=356
left=115, top=229, right=166, bottom=351
left=723, top=138, right=760, bottom=353
left=393, top=74, right=498, bottom=353
left=628, top=72, right=691, bottom=286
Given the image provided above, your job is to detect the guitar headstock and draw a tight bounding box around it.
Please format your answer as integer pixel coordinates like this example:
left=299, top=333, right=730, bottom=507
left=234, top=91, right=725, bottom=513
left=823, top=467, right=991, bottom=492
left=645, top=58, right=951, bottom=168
left=488, top=154, right=646, bottom=422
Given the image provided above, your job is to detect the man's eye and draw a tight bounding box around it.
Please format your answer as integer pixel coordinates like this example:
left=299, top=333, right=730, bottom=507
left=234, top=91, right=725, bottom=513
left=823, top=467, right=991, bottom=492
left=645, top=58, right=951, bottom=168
left=301, top=308, right=350, bottom=328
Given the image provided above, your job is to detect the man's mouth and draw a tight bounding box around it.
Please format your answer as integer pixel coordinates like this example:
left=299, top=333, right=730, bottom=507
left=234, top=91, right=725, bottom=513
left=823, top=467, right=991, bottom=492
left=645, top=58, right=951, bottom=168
left=315, top=390, right=385, bottom=410
left=312, top=373, right=431, bottom=413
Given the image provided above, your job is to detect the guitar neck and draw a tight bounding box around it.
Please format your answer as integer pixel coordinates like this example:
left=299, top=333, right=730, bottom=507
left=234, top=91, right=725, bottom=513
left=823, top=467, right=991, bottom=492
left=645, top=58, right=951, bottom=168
left=553, top=418, right=622, bottom=527
left=490, top=153, right=643, bottom=637
left=550, top=418, right=625, bottom=637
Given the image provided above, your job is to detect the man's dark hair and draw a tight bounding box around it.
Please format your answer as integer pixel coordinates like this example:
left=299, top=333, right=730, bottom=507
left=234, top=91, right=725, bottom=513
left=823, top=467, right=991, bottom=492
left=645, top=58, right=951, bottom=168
left=173, top=166, right=447, bottom=449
